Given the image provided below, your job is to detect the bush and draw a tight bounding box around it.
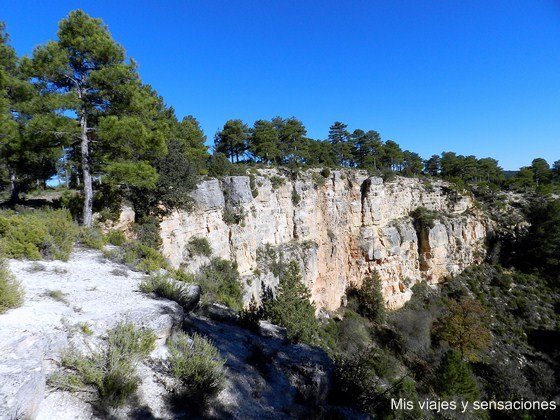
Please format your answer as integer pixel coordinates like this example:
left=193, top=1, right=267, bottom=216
left=249, top=174, right=259, bottom=198
left=348, top=272, right=386, bottom=324
left=332, top=347, right=399, bottom=415
left=269, top=175, right=285, bottom=190
left=291, top=188, right=301, bottom=206
left=59, top=190, right=83, bottom=220
left=321, top=310, right=373, bottom=356
left=239, top=295, right=263, bottom=331
left=49, top=322, right=156, bottom=408
left=312, top=172, right=326, bottom=188
left=436, top=350, right=480, bottom=402
left=78, top=227, right=107, bottom=250
left=186, top=237, right=212, bottom=258
left=140, top=274, right=199, bottom=311
left=206, top=152, right=233, bottom=178
left=107, top=230, right=126, bottom=246
left=133, top=216, right=162, bottom=250
left=222, top=208, right=245, bottom=225
left=0, top=262, right=24, bottom=314
left=122, top=241, right=167, bottom=272
left=262, top=260, right=317, bottom=343
left=196, top=258, right=243, bottom=311
left=41, top=209, right=79, bottom=260
left=167, top=331, right=226, bottom=402
left=410, top=206, right=439, bottom=231
left=0, top=209, right=78, bottom=260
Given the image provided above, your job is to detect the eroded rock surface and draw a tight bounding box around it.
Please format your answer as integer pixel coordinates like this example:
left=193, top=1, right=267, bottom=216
left=0, top=248, right=185, bottom=419
left=161, top=170, right=489, bottom=310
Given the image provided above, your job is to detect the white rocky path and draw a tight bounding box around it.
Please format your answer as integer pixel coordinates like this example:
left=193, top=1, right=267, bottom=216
left=0, top=248, right=186, bottom=419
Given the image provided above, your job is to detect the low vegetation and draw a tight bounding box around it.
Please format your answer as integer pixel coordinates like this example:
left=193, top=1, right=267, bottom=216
left=107, top=230, right=127, bottom=246
left=196, top=258, right=243, bottom=311
left=167, top=331, right=226, bottom=404
left=139, top=273, right=198, bottom=311
left=0, top=209, right=77, bottom=261
left=347, top=272, right=386, bottom=324
left=49, top=322, right=156, bottom=408
left=186, top=236, right=212, bottom=258
left=0, top=261, right=24, bottom=314
left=410, top=206, right=440, bottom=232
left=262, top=260, right=317, bottom=343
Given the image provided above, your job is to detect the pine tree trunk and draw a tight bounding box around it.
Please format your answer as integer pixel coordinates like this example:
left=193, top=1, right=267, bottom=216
left=8, top=167, right=19, bottom=204
left=62, top=146, right=70, bottom=188
left=80, top=111, right=93, bottom=227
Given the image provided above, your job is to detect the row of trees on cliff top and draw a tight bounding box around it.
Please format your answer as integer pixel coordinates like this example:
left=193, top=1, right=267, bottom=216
left=1, top=11, right=560, bottom=226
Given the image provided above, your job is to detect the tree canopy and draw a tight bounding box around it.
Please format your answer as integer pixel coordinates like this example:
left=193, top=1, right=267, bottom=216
left=1, top=10, right=559, bottom=224
left=29, top=10, right=169, bottom=226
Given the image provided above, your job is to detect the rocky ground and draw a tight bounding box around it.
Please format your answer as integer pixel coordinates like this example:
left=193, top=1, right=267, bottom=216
left=0, top=247, right=184, bottom=419
left=0, top=248, right=361, bottom=419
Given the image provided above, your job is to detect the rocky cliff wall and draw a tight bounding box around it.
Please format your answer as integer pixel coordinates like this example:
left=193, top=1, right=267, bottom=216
left=160, top=169, right=489, bottom=310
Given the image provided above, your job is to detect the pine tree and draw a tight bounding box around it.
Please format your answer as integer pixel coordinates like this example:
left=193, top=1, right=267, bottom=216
left=263, top=260, right=317, bottom=343
left=29, top=10, right=168, bottom=226
left=214, top=119, right=249, bottom=163
left=0, top=23, right=61, bottom=201
left=249, top=119, right=280, bottom=164
left=328, top=121, right=352, bottom=167
left=351, top=129, right=382, bottom=171
left=436, top=350, right=480, bottom=402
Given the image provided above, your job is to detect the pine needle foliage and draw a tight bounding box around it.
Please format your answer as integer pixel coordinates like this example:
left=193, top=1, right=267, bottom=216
left=263, top=260, right=317, bottom=343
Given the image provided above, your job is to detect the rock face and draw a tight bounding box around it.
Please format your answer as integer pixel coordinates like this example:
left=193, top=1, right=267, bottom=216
left=160, top=170, right=488, bottom=310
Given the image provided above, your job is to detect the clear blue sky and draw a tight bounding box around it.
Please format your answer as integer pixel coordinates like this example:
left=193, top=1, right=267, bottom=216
left=3, top=0, right=560, bottom=170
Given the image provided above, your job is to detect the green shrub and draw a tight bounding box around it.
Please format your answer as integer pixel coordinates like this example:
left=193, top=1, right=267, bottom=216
left=320, top=168, right=331, bottom=178
left=332, top=347, right=399, bottom=415
left=107, top=230, right=126, bottom=246
left=269, top=175, right=285, bottom=190
left=77, top=322, right=94, bottom=336
left=78, top=227, right=107, bottom=250
left=170, top=268, right=196, bottom=282
left=0, top=263, right=24, bottom=314
left=222, top=208, right=245, bottom=225
left=348, top=272, right=386, bottom=324
left=410, top=206, right=440, bottom=231
left=122, top=242, right=167, bottom=272
left=49, top=322, right=156, bottom=408
left=0, top=209, right=78, bottom=260
left=312, top=172, right=326, bottom=188
left=133, top=216, right=162, bottom=249
left=436, top=350, right=480, bottom=402
left=249, top=174, right=259, bottom=198
left=59, top=190, right=83, bottom=220
left=206, top=152, right=234, bottom=178
left=196, top=258, right=243, bottom=310
left=41, top=209, right=79, bottom=260
left=186, top=237, right=212, bottom=258
left=27, top=262, right=46, bottom=272
left=167, top=331, right=226, bottom=402
left=322, top=311, right=373, bottom=357
left=140, top=274, right=199, bottom=311
left=291, top=188, right=301, bottom=206
left=262, top=260, right=317, bottom=343
left=239, top=295, right=263, bottom=330
left=47, top=289, right=68, bottom=304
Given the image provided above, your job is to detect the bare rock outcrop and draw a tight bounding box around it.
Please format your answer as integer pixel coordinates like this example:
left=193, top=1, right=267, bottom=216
left=160, top=170, right=489, bottom=310
left=0, top=249, right=187, bottom=419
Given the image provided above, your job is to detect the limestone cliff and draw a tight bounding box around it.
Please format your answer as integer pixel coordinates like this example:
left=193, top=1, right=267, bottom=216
left=160, top=169, right=489, bottom=310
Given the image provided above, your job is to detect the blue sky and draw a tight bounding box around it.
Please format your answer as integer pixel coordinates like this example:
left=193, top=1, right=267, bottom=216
left=3, top=0, right=560, bottom=170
